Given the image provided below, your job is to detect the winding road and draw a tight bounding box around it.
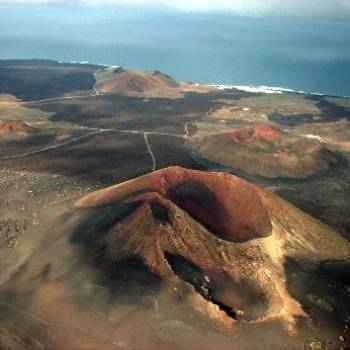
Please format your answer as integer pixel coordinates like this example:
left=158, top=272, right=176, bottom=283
left=3, top=83, right=193, bottom=172
left=0, top=131, right=101, bottom=160
left=93, top=80, right=102, bottom=96
left=18, top=83, right=103, bottom=105
left=100, top=128, right=185, bottom=138
left=19, top=94, right=100, bottom=105
left=0, top=128, right=187, bottom=171
left=143, top=132, right=157, bottom=172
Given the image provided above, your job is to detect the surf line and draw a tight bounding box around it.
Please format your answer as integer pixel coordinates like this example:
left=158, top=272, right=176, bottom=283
left=144, top=132, right=156, bottom=172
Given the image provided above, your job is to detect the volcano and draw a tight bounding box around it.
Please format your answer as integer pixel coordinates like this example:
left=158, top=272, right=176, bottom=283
left=1, top=166, right=350, bottom=349
left=194, top=125, right=338, bottom=179
left=74, top=166, right=350, bottom=328
left=95, top=68, right=213, bottom=97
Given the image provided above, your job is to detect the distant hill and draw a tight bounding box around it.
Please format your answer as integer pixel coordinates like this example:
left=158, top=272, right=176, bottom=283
left=95, top=67, right=213, bottom=98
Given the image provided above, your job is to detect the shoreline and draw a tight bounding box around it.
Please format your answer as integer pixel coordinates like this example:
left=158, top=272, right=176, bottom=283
left=65, top=61, right=350, bottom=98
left=0, top=58, right=349, bottom=98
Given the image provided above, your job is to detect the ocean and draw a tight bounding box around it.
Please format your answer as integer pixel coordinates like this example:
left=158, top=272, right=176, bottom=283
left=0, top=5, right=349, bottom=97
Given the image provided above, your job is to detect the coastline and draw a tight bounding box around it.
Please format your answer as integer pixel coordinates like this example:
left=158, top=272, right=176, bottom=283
left=69, top=60, right=350, bottom=98
left=204, top=84, right=328, bottom=97
left=0, top=58, right=349, bottom=98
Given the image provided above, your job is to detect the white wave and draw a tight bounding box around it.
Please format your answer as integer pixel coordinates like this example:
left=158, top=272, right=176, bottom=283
left=206, top=83, right=326, bottom=96
left=63, top=60, right=109, bottom=67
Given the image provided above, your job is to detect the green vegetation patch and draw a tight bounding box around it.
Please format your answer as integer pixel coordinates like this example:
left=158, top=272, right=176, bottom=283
left=307, top=294, right=334, bottom=312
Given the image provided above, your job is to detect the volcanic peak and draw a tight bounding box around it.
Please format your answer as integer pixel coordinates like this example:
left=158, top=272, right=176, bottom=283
left=227, top=125, right=281, bottom=145
left=75, top=166, right=272, bottom=243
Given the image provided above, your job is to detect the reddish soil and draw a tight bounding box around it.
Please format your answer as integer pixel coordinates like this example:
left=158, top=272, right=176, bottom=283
left=0, top=120, right=34, bottom=137
left=227, top=125, right=281, bottom=145
left=197, top=125, right=337, bottom=179
left=97, top=69, right=180, bottom=97
left=75, top=166, right=272, bottom=242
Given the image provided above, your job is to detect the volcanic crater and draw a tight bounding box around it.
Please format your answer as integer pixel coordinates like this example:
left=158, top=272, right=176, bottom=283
left=74, top=166, right=350, bottom=329
left=194, top=125, right=338, bottom=179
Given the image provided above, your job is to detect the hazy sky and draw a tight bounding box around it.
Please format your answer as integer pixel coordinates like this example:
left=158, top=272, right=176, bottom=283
left=1, top=0, right=350, bottom=20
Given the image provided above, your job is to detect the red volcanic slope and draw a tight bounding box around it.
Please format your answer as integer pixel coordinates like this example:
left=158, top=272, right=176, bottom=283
left=227, top=125, right=281, bottom=145
left=97, top=68, right=180, bottom=96
left=73, top=166, right=350, bottom=329
left=0, top=120, right=33, bottom=136
left=75, top=166, right=272, bottom=243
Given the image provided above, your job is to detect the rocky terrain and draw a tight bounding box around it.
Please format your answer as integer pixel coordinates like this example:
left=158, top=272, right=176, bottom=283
left=0, top=59, right=98, bottom=101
